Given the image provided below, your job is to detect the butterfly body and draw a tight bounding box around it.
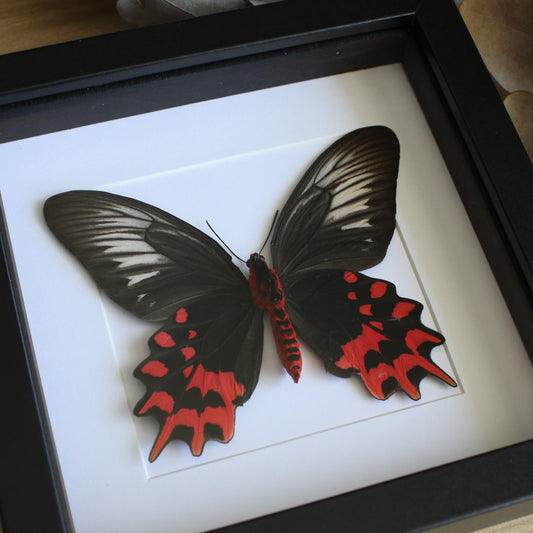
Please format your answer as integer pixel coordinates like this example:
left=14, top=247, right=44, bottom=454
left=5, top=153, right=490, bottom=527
left=44, top=126, right=456, bottom=461
left=247, top=253, right=302, bottom=383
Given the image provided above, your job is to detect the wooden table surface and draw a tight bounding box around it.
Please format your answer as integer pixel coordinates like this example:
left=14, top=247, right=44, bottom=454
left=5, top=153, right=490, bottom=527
left=0, top=0, right=134, bottom=55
left=1, top=2, right=531, bottom=532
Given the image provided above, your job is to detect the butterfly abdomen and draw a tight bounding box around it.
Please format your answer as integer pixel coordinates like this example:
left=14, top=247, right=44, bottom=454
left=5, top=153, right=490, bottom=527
left=247, top=253, right=302, bottom=383
left=268, top=303, right=301, bottom=383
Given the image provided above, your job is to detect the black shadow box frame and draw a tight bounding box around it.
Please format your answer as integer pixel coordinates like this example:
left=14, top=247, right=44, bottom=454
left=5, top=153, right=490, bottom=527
left=1, top=0, right=533, bottom=531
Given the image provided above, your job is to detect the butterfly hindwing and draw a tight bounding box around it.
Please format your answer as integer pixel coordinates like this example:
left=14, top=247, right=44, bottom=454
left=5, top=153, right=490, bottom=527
left=134, top=293, right=263, bottom=461
left=284, top=269, right=455, bottom=399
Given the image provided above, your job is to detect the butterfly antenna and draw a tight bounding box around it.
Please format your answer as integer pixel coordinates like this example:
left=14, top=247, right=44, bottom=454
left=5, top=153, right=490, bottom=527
left=205, top=220, right=247, bottom=264
left=259, top=210, right=279, bottom=255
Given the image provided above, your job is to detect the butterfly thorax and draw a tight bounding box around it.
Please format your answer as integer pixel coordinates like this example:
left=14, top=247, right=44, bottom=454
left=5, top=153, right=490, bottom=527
left=247, top=253, right=302, bottom=383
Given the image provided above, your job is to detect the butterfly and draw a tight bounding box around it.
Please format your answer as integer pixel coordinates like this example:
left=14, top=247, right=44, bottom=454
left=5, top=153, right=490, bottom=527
left=44, top=126, right=456, bottom=462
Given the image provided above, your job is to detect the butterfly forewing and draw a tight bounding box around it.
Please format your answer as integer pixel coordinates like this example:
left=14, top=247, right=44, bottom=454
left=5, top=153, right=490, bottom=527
left=44, top=191, right=246, bottom=322
left=271, top=126, right=400, bottom=276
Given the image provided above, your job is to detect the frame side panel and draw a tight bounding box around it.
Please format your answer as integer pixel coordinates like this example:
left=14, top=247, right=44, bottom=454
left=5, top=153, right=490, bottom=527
left=415, top=0, right=533, bottom=286
left=406, top=0, right=533, bottom=362
left=0, top=212, right=71, bottom=533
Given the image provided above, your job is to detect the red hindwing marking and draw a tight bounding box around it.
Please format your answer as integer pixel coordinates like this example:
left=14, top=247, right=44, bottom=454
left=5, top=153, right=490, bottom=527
left=181, top=347, right=196, bottom=360
left=370, top=281, right=387, bottom=298
left=347, top=291, right=357, bottom=300
left=154, top=331, right=176, bottom=348
left=139, top=391, right=174, bottom=414
left=148, top=365, right=246, bottom=460
left=335, top=324, right=389, bottom=373
left=175, top=308, right=188, bottom=323
left=392, top=302, right=416, bottom=319
left=188, top=330, right=197, bottom=339
left=335, top=324, right=454, bottom=399
left=183, top=366, right=193, bottom=378
left=405, top=328, right=439, bottom=353
left=404, top=329, right=456, bottom=386
left=344, top=271, right=358, bottom=283
left=141, top=361, right=169, bottom=377
left=359, top=304, right=373, bottom=316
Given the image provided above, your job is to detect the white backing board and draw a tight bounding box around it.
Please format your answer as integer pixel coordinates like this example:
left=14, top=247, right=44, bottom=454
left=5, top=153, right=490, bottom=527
left=1, top=63, right=532, bottom=533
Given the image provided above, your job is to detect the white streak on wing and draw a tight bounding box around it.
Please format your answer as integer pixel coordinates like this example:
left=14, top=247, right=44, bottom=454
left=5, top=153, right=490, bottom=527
left=325, top=197, right=370, bottom=226
left=115, top=207, right=152, bottom=221
left=329, top=187, right=371, bottom=211
left=128, top=271, right=160, bottom=286
left=113, top=254, right=170, bottom=269
left=319, top=168, right=374, bottom=188
left=94, top=217, right=151, bottom=229
left=96, top=205, right=153, bottom=221
left=95, top=239, right=156, bottom=255
left=90, top=231, right=146, bottom=242
left=341, top=218, right=373, bottom=231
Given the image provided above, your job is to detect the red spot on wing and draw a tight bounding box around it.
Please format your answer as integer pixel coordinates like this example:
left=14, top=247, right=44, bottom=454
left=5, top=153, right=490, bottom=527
left=188, top=330, right=197, bottom=339
left=347, top=291, right=357, bottom=300
left=370, top=281, right=387, bottom=298
left=360, top=304, right=373, bottom=316
left=175, top=308, right=188, bottom=323
left=141, top=361, right=169, bottom=377
left=148, top=365, right=246, bottom=461
left=344, top=271, right=358, bottom=283
left=370, top=321, right=384, bottom=330
left=183, top=366, right=193, bottom=378
left=393, top=302, right=416, bottom=319
left=154, top=331, right=176, bottom=348
left=138, top=391, right=174, bottom=414
left=181, top=347, right=196, bottom=360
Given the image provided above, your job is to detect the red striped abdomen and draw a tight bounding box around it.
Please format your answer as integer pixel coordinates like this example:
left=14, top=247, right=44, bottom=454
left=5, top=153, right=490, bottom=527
left=268, top=304, right=301, bottom=382
left=247, top=253, right=302, bottom=383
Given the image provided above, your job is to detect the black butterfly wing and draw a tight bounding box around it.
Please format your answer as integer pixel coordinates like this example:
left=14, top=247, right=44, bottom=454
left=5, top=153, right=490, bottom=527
left=134, top=293, right=263, bottom=460
left=284, top=270, right=455, bottom=399
left=273, top=127, right=456, bottom=398
left=44, top=190, right=249, bottom=322
left=271, top=126, right=399, bottom=277
left=44, top=190, right=263, bottom=458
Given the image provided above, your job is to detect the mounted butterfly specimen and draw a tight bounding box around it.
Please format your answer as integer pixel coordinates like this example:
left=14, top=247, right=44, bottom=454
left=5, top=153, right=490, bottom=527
left=44, top=126, right=456, bottom=462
